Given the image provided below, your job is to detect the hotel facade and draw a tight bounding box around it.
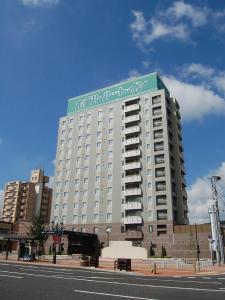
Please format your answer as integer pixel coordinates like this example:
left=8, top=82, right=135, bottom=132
left=51, top=73, right=188, bottom=251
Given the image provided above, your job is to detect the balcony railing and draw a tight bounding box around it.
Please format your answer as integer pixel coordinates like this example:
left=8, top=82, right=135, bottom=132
left=124, top=216, right=142, bottom=225
left=124, top=175, right=141, bottom=183
left=124, top=149, right=141, bottom=158
left=124, top=103, right=140, bottom=113
left=124, top=126, right=140, bottom=135
left=124, top=115, right=140, bottom=124
left=124, top=162, right=141, bottom=170
left=123, top=202, right=142, bottom=210
left=124, top=188, right=142, bottom=196
left=124, top=137, right=140, bottom=146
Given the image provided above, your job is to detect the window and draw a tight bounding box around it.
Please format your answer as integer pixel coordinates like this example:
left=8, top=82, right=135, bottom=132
left=61, top=129, right=65, bottom=135
left=83, top=190, right=87, bottom=197
left=152, top=106, right=162, bottom=116
left=154, top=129, right=163, bottom=139
left=82, top=202, right=86, bottom=208
left=93, top=227, right=98, bottom=234
left=60, top=140, right=64, bottom=146
left=108, top=187, right=112, bottom=193
left=145, top=109, right=149, bottom=114
left=148, top=225, right=153, bottom=233
left=108, top=162, right=112, bottom=168
left=97, top=131, right=101, bottom=137
left=64, top=192, right=68, bottom=197
left=95, top=188, right=100, bottom=194
left=146, top=120, right=149, bottom=126
left=148, top=196, right=152, bottom=203
left=109, top=128, right=113, bottom=134
left=75, top=179, right=80, bottom=185
left=108, top=174, right=112, bottom=181
left=85, top=155, right=89, bottom=161
left=82, top=214, right=86, bottom=221
left=79, top=126, right=83, bottom=131
left=87, top=114, right=91, bottom=122
left=69, top=118, right=73, bottom=124
left=155, top=154, right=164, bottom=164
left=96, top=176, right=100, bottom=182
left=153, top=117, right=162, bottom=127
left=156, top=181, right=166, bottom=191
left=147, top=144, right=150, bottom=149
left=94, top=214, right=98, bottom=221
left=97, top=142, right=101, bottom=147
left=96, top=153, right=101, bottom=159
left=109, top=118, right=113, bottom=124
left=148, top=210, right=153, bottom=219
left=55, top=204, right=59, bottom=210
left=148, top=182, right=151, bottom=189
left=63, top=203, right=67, bottom=209
left=62, top=216, right=66, bottom=223
left=86, top=144, right=90, bottom=150
left=74, top=203, right=78, bottom=209
left=108, top=139, right=113, bottom=145
left=152, top=95, right=161, bottom=105
left=84, top=166, right=88, bottom=173
left=156, top=195, right=167, bottom=205
left=147, top=156, right=151, bottom=162
left=96, top=164, right=100, bottom=170
left=108, top=151, right=113, bottom=157
left=69, top=128, right=72, bottom=134
left=97, top=121, right=102, bottom=126
left=107, top=200, right=112, bottom=206
left=98, top=111, right=103, bottom=117
left=94, top=201, right=99, bottom=207
left=87, top=124, right=91, bottom=130
left=80, top=116, right=84, bottom=121
left=146, top=132, right=150, bottom=137
left=86, top=134, right=91, bottom=139
left=74, top=191, right=79, bottom=196
left=107, top=213, right=112, bottom=220
left=157, top=209, right=167, bottom=220
left=155, top=167, right=165, bottom=178
left=109, top=107, right=114, bottom=113
left=154, top=141, right=164, bottom=151
left=83, top=178, right=88, bottom=184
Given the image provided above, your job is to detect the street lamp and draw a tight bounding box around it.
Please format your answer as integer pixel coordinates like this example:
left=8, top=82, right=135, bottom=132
left=106, top=226, right=111, bottom=247
left=51, top=220, right=64, bottom=264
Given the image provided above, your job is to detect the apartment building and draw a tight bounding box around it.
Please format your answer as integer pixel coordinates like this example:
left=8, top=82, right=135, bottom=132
left=2, top=181, right=35, bottom=223
left=51, top=72, right=188, bottom=250
left=2, top=169, right=52, bottom=224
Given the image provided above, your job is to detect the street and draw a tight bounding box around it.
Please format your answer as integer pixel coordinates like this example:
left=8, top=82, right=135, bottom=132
left=0, top=261, right=225, bottom=300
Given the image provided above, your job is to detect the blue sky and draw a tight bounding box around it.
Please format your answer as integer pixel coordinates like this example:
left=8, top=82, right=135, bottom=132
left=0, top=0, right=225, bottom=222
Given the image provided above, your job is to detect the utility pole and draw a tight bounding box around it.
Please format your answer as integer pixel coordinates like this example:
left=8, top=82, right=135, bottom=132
left=209, top=176, right=224, bottom=265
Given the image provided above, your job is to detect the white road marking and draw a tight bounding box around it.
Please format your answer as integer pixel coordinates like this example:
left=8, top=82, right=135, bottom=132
left=218, top=278, right=225, bottom=280
left=0, top=270, right=224, bottom=293
left=202, top=277, right=212, bottom=279
left=219, top=288, right=225, bottom=290
left=0, top=274, right=23, bottom=279
left=74, top=289, right=157, bottom=299
left=188, top=277, right=196, bottom=279
left=134, top=277, right=221, bottom=285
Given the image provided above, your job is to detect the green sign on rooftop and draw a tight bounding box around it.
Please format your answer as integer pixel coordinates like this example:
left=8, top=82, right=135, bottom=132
left=67, top=72, right=169, bottom=115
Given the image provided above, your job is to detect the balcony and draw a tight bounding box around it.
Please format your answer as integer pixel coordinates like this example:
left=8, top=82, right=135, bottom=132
left=124, top=126, right=140, bottom=135
left=123, top=202, right=142, bottom=210
left=124, top=104, right=140, bottom=113
left=124, top=115, right=140, bottom=124
left=124, top=137, right=140, bottom=146
left=124, top=162, right=141, bottom=171
left=124, top=216, right=142, bottom=225
left=124, top=175, right=141, bottom=183
left=124, top=230, right=143, bottom=240
left=124, top=188, right=142, bottom=196
left=124, top=149, right=141, bottom=158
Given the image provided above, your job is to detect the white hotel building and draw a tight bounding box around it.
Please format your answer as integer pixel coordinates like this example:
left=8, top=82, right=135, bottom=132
left=51, top=72, right=188, bottom=249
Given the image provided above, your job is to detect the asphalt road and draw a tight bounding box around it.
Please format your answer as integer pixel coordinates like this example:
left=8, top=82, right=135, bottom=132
left=0, top=261, right=225, bottom=300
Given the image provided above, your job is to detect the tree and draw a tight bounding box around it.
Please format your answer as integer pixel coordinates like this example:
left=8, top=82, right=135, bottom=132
left=161, top=245, right=167, bottom=258
left=30, top=214, right=46, bottom=255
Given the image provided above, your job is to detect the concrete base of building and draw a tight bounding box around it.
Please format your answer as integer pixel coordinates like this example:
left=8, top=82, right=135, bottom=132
left=102, top=241, right=148, bottom=259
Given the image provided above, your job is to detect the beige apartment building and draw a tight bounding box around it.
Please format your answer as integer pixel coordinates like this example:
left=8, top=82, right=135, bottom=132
left=2, top=169, right=52, bottom=224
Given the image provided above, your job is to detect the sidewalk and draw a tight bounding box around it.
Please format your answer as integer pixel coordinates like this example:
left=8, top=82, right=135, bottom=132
left=1, top=254, right=225, bottom=277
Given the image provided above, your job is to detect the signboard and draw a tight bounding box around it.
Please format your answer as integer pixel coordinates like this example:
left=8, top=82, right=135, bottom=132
left=67, top=72, right=169, bottom=114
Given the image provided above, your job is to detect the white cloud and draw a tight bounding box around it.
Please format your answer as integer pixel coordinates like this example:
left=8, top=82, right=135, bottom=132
left=187, top=162, right=225, bottom=224
left=167, top=1, right=209, bottom=27
left=19, top=0, right=59, bottom=7
left=48, top=176, right=54, bottom=188
left=163, top=75, right=225, bottom=121
left=182, top=63, right=215, bottom=79
left=130, top=2, right=224, bottom=50
left=130, top=10, right=190, bottom=50
left=128, top=69, right=140, bottom=79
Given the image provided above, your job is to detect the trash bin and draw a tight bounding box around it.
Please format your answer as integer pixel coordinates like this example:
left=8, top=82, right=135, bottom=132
left=117, top=258, right=131, bottom=271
